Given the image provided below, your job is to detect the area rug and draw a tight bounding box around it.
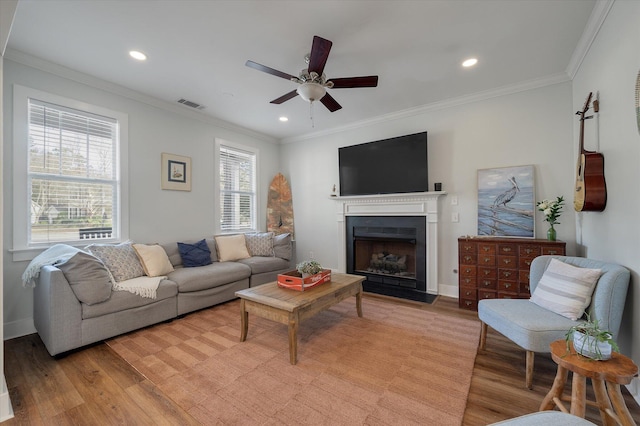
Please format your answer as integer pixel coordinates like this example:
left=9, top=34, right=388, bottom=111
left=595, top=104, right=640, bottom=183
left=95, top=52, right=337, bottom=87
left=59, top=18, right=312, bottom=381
left=106, top=297, right=480, bottom=425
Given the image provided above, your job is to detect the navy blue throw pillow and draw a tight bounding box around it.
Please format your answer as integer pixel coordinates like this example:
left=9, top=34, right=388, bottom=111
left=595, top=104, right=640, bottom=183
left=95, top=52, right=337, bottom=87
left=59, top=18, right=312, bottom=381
left=177, top=239, right=212, bottom=267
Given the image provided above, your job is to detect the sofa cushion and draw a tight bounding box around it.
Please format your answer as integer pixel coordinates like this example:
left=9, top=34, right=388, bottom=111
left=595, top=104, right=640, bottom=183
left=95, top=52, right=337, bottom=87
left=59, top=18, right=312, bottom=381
left=530, top=258, right=601, bottom=320
left=82, top=279, right=178, bottom=320
left=177, top=239, right=213, bottom=267
left=245, top=232, right=275, bottom=257
left=57, top=251, right=112, bottom=305
left=215, top=234, right=251, bottom=262
left=273, top=233, right=292, bottom=260
left=133, top=243, right=174, bottom=276
left=86, top=242, right=145, bottom=283
left=168, top=262, right=251, bottom=293
left=236, top=256, right=290, bottom=275
left=161, top=238, right=218, bottom=267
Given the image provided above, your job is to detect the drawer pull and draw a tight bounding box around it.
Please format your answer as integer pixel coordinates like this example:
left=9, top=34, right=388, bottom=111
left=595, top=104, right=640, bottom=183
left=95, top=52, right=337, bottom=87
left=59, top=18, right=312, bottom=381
left=502, top=247, right=512, bottom=252
left=465, top=268, right=471, bottom=274
left=525, top=260, right=531, bottom=266
left=482, top=280, right=491, bottom=287
left=465, top=300, right=473, bottom=306
left=505, top=283, right=511, bottom=288
left=548, top=250, right=557, bottom=255
left=464, top=255, right=472, bottom=262
left=525, top=248, right=533, bottom=254
left=484, top=258, right=491, bottom=263
left=503, top=259, right=511, bottom=264
left=484, top=270, right=491, bottom=276
left=503, top=271, right=511, bottom=277
left=465, top=291, right=472, bottom=296
left=482, top=247, right=490, bottom=252
left=465, top=278, right=471, bottom=284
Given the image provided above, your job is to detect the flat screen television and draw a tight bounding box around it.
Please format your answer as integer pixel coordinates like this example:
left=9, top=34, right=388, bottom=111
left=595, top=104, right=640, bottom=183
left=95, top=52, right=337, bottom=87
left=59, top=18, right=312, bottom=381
left=339, top=131, right=428, bottom=196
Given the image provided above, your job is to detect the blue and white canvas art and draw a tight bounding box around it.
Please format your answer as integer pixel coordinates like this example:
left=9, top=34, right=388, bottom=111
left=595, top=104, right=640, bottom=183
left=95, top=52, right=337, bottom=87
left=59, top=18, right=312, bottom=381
left=477, top=165, right=535, bottom=238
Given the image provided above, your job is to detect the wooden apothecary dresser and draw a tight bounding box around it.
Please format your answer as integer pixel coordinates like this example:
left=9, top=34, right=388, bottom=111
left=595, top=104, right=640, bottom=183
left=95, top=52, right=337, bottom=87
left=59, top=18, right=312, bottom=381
left=458, top=237, right=566, bottom=311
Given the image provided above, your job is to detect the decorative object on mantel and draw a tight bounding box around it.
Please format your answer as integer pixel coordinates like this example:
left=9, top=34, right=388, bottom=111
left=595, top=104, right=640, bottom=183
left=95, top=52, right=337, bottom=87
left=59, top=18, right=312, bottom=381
left=161, top=152, right=191, bottom=191
left=537, top=196, right=564, bottom=241
left=574, top=91, right=606, bottom=212
left=477, top=165, right=535, bottom=238
left=565, top=315, right=618, bottom=360
left=266, top=173, right=295, bottom=238
left=434, top=182, right=442, bottom=191
left=331, top=184, right=337, bottom=197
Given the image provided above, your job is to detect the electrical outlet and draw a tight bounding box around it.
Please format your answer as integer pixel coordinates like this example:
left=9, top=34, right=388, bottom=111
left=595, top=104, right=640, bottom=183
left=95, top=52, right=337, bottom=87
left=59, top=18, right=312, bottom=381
left=451, top=196, right=458, bottom=206
left=309, top=251, right=315, bottom=259
left=451, top=212, right=459, bottom=222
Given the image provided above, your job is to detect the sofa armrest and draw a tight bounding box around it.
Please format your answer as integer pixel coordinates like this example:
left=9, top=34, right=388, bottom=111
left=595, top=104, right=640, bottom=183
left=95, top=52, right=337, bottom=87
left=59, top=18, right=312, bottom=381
left=34, top=265, right=83, bottom=356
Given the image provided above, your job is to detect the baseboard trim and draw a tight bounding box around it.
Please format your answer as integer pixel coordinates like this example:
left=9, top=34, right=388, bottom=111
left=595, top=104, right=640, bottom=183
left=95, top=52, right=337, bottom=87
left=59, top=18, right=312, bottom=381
left=438, top=283, right=458, bottom=299
left=0, top=374, right=14, bottom=422
left=4, top=317, right=35, bottom=341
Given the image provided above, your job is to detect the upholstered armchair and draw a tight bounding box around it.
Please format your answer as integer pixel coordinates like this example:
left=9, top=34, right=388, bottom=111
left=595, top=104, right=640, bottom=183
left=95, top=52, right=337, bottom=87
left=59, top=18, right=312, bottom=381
left=478, top=256, right=630, bottom=389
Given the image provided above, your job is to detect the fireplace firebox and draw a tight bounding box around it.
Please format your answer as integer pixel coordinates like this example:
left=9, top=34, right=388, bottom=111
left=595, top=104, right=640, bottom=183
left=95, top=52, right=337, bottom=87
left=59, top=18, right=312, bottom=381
left=346, top=216, right=428, bottom=302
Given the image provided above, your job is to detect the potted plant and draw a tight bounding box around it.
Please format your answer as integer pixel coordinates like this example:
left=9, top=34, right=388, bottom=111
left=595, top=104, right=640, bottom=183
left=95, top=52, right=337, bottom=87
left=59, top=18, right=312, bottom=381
left=565, top=315, right=619, bottom=360
left=296, top=260, right=323, bottom=278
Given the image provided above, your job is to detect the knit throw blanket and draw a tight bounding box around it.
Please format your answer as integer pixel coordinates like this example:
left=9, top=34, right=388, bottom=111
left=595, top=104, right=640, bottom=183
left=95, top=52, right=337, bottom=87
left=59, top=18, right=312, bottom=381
left=21, top=244, right=83, bottom=287
left=113, top=276, right=165, bottom=299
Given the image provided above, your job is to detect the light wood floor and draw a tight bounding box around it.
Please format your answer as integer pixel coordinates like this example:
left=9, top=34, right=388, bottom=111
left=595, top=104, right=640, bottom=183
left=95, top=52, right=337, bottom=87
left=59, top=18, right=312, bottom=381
left=4, top=295, right=640, bottom=425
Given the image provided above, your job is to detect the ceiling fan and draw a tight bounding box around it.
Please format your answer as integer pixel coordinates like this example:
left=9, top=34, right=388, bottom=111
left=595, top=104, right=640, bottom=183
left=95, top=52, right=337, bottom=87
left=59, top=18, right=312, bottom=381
left=245, top=35, right=378, bottom=112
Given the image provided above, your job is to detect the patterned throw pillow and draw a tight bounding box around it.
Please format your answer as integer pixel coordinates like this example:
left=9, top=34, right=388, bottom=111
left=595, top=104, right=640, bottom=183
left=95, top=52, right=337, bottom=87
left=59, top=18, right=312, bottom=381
left=177, top=239, right=213, bottom=267
left=245, top=232, right=275, bottom=257
left=530, top=258, right=602, bottom=320
left=86, top=242, right=145, bottom=283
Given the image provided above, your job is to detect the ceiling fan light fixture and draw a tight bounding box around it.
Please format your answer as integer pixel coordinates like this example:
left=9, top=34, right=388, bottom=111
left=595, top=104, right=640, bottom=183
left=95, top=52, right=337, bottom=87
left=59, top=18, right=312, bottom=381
left=297, top=82, right=326, bottom=103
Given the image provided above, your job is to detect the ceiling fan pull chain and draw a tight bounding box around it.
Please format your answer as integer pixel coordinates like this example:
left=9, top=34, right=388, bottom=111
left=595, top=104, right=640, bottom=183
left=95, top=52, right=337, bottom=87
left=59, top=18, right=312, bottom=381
left=310, top=101, right=315, bottom=128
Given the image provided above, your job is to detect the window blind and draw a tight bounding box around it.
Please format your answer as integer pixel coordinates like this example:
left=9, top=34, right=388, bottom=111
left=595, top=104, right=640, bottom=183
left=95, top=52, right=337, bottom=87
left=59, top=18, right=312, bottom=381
left=28, top=99, right=119, bottom=243
left=219, top=145, right=256, bottom=232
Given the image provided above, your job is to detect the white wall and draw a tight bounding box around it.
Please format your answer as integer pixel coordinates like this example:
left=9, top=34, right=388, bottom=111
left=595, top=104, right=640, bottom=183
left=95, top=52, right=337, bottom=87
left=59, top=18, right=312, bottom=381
left=281, top=82, right=577, bottom=298
left=571, top=0, right=640, bottom=397
left=2, top=59, right=281, bottom=338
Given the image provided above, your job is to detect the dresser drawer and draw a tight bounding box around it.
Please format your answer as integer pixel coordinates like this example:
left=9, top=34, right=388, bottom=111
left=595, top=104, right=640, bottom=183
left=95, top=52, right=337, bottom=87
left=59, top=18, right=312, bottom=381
left=460, top=265, right=476, bottom=277
left=459, top=253, right=477, bottom=264
left=459, top=276, right=476, bottom=288
left=459, top=288, right=477, bottom=300
left=478, top=290, right=496, bottom=300
left=519, top=245, right=541, bottom=258
left=497, top=291, right=518, bottom=299
left=478, top=243, right=496, bottom=255
left=498, top=268, right=517, bottom=281
left=498, top=255, right=517, bottom=268
left=459, top=242, right=477, bottom=254
left=478, top=278, right=497, bottom=290
left=459, top=298, right=478, bottom=310
left=498, top=244, right=517, bottom=255
left=542, top=246, right=565, bottom=256
left=498, top=280, right=518, bottom=292
left=478, top=255, right=495, bottom=266
left=478, top=267, right=496, bottom=279
left=519, top=257, right=535, bottom=269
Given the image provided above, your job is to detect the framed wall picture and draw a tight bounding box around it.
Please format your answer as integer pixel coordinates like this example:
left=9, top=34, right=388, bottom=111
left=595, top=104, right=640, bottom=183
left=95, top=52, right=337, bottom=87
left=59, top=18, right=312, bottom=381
left=477, top=165, right=535, bottom=238
left=161, top=152, right=191, bottom=191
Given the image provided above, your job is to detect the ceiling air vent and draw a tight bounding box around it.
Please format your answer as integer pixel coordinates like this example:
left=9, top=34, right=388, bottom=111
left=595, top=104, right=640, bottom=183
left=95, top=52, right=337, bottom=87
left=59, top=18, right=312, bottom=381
left=177, top=98, right=205, bottom=110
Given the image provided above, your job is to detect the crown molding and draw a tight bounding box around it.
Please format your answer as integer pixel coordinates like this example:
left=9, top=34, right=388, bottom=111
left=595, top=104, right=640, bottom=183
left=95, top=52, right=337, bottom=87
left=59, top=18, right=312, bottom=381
left=4, top=48, right=277, bottom=144
left=565, top=0, right=615, bottom=79
left=281, top=72, right=570, bottom=144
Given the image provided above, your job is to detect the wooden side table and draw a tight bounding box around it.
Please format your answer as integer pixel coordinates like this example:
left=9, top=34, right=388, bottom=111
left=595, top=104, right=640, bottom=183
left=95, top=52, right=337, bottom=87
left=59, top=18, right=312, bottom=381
left=540, top=340, right=638, bottom=426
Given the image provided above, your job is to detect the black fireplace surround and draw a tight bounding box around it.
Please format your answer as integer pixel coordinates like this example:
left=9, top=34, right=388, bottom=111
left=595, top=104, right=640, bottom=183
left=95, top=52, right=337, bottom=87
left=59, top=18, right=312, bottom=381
left=346, top=216, right=431, bottom=302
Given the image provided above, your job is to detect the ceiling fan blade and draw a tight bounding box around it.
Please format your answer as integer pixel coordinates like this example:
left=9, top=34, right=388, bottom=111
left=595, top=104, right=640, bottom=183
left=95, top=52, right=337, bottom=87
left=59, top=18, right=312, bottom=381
left=245, top=60, right=297, bottom=81
left=307, top=36, right=332, bottom=76
left=270, top=90, right=298, bottom=104
left=320, top=92, right=342, bottom=112
left=328, top=76, right=379, bottom=88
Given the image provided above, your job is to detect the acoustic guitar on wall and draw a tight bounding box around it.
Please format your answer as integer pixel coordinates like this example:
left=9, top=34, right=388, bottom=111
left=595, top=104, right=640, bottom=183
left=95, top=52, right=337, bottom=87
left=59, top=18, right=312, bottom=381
left=574, top=92, right=607, bottom=212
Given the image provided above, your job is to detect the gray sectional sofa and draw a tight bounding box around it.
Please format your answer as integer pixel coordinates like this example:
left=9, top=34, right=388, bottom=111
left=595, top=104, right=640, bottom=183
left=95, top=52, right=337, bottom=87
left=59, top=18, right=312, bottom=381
left=33, top=233, right=293, bottom=356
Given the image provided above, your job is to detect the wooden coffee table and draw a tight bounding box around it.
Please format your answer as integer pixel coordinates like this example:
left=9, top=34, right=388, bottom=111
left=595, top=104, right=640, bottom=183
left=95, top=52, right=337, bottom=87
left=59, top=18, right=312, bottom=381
left=235, top=273, right=365, bottom=364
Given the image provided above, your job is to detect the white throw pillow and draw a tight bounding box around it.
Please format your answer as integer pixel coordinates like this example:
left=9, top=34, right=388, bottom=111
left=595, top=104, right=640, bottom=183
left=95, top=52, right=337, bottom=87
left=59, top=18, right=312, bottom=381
left=215, top=234, right=251, bottom=262
left=530, top=258, right=602, bottom=320
left=133, top=243, right=174, bottom=277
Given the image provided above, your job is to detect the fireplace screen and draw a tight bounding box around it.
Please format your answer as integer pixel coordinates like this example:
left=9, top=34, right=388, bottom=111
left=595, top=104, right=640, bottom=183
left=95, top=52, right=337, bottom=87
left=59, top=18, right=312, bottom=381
left=354, top=238, right=416, bottom=279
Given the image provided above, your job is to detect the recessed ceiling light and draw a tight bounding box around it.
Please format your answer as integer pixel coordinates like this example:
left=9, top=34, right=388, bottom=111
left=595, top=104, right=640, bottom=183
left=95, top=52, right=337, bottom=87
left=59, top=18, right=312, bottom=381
left=129, top=50, right=147, bottom=61
left=279, top=116, right=289, bottom=122
left=462, top=58, right=478, bottom=67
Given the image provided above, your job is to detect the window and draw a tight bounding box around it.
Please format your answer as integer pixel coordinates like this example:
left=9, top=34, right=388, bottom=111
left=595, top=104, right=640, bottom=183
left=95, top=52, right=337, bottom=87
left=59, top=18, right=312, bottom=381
left=217, top=142, right=257, bottom=232
left=13, top=85, right=128, bottom=258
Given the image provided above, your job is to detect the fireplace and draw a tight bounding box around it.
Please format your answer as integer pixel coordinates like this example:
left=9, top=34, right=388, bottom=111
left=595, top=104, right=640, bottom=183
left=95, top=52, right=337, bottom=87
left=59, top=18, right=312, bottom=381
left=346, top=216, right=427, bottom=300
left=333, top=192, right=444, bottom=302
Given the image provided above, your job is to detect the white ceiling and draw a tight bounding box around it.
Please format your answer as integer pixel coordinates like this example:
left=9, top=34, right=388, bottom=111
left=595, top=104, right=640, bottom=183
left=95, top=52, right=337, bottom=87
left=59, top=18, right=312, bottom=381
left=7, top=0, right=596, bottom=142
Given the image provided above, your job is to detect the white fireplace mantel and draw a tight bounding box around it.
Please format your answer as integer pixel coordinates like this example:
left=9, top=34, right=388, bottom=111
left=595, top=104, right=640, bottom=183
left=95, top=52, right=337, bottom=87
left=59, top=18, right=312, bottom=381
left=332, top=191, right=446, bottom=295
